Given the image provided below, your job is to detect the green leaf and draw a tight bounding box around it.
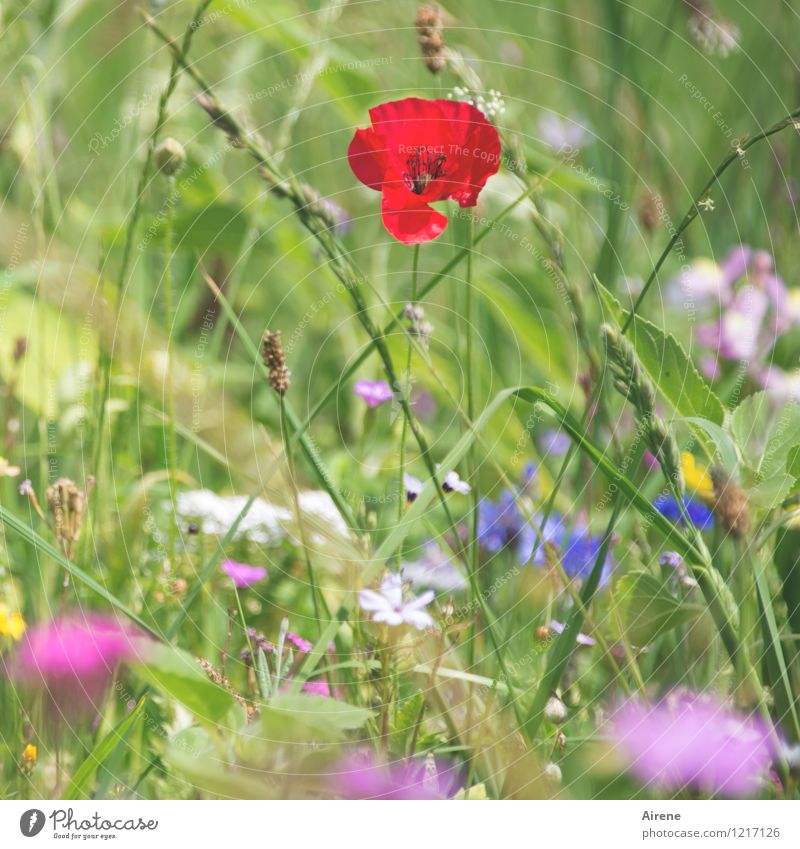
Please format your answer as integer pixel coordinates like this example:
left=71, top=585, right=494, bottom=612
left=682, top=417, right=739, bottom=470
left=748, top=473, right=796, bottom=510
left=389, top=691, right=424, bottom=755
left=132, top=643, right=235, bottom=722
left=63, top=697, right=146, bottom=800
left=596, top=280, right=724, bottom=425
left=760, top=403, right=800, bottom=479
left=257, top=694, right=374, bottom=744
left=616, top=571, right=703, bottom=645
left=729, top=393, right=800, bottom=502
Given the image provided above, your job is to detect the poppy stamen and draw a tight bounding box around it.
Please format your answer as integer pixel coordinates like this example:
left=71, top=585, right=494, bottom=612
left=403, top=145, right=447, bottom=194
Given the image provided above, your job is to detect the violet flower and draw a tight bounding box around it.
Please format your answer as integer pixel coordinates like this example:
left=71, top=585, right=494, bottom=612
left=302, top=679, right=342, bottom=698
left=221, top=559, right=267, bottom=588
left=359, top=573, right=434, bottom=630
left=354, top=379, right=393, bottom=408
left=609, top=693, right=777, bottom=796
left=332, top=751, right=457, bottom=799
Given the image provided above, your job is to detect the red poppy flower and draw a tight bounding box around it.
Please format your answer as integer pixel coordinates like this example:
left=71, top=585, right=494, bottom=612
left=348, top=98, right=502, bottom=245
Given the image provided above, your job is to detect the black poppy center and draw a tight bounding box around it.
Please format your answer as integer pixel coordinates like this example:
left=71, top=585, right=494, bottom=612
left=402, top=146, right=447, bottom=195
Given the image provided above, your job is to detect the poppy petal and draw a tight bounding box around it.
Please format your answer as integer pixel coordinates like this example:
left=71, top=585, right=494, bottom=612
left=348, top=128, right=388, bottom=191
left=381, top=188, right=448, bottom=245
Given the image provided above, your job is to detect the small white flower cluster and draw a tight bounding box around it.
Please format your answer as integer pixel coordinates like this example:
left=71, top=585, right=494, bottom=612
left=448, top=86, right=506, bottom=121
left=173, top=488, right=348, bottom=544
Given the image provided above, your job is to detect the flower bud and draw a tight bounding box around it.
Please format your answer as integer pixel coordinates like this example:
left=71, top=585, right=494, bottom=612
left=155, top=137, right=186, bottom=176
left=544, top=694, right=568, bottom=725
left=544, top=761, right=562, bottom=784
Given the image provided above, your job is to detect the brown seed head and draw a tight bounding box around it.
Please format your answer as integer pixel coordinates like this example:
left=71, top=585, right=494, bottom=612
left=638, top=192, right=661, bottom=233
left=262, top=330, right=291, bottom=395
left=710, top=467, right=750, bottom=539
left=45, top=477, right=89, bottom=554
left=415, top=4, right=447, bottom=73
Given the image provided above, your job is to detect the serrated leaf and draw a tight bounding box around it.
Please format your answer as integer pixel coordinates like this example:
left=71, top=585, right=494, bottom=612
left=596, top=281, right=724, bottom=425
left=616, top=571, right=703, bottom=645
left=730, top=393, right=800, bottom=499
left=760, top=403, right=800, bottom=479
left=132, top=643, right=235, bottom=722
left=682, top=416, right=739, bottom=469
left=748, top=473, right=796, bottom=510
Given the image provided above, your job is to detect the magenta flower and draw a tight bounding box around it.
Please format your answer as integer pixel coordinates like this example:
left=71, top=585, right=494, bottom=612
left=609, top=693, right=776, bottom=796
left=221, top=559, right=267, bottom=588
left=332, top=751, right=457, bottom=799
left=11, top=614, right=142, bottom=716
left=302, top=679, right=342, bottom=698
left=353, top=379, right=393, bottom=408
left=286, top=632, right=312, bottom=653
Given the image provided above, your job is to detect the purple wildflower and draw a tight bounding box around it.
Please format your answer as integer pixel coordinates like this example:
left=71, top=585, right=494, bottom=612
left=221, top=559, right=267, bottom=588
left=285, top=632, right=312, bottom=653
left=353, top=379, right=393, bottom=408
left=609, top=693, right=777, bottom=796
left=302, top=680, right=341, bottom=698
left=332, top=751, right=458, bottom=799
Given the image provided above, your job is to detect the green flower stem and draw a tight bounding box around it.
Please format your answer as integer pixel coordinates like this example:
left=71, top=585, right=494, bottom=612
left=163, top=175, right=178, bottom=569
left=397, top=245, right=420, bottom=565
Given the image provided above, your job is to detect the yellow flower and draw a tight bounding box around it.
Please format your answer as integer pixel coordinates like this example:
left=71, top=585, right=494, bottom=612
left=681, top=452, right=714, bottom=501
left=0, top=605, right=27, bottom=640
left=20, top=743, right=37, bottom=773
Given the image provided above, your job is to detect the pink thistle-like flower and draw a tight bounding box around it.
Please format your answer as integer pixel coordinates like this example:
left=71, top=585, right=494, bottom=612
left=609, top=692, right=777, bottom=796
left=302, top=679, right=342, bottom=698
left=353, top=379, right=393, bottom=408
left=332, top=751, right=458, bottom=799
left=286, top=632, right=313, bottom=653
left=11, top=614, right=142, bottom=717
left=221, top=559, right=267, bottom=588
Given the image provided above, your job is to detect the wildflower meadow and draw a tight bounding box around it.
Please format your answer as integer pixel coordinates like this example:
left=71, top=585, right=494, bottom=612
left=2, top=0, right=800, bottom=826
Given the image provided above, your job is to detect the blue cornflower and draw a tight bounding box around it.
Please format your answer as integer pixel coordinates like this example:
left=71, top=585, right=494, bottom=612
left=477, top=490, right=524, bottom=553
left=517, top=513, right=565, bottom=566
left=653, top=493, right=713, bottom=531
left=559, top=526, right=615, bottom=586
